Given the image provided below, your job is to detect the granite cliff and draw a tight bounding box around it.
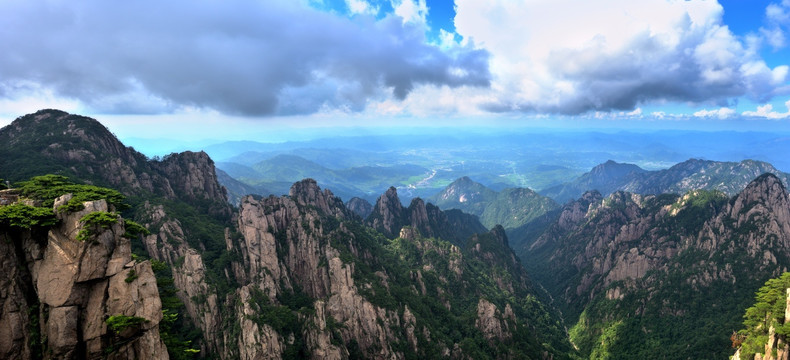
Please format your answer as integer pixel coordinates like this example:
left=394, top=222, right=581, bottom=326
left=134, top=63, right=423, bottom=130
left=0, top=194, right=167, bottom=359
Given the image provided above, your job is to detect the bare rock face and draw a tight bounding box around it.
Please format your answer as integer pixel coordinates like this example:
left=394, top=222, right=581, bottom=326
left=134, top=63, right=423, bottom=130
left=290, top=178, right=351, bottom=218
left=475, top=299, right=512, bottom=344
left=230, top=180, right=411, bottom=359
left=369, top=186, right=407, bottom=238
left=0, top=196, right=168, bottom=360
left=138, top=202, right=223, bottom=355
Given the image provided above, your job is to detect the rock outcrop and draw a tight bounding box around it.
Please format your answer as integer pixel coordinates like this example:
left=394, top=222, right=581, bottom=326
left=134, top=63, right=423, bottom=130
left=0, top=195, right=167, bottom=359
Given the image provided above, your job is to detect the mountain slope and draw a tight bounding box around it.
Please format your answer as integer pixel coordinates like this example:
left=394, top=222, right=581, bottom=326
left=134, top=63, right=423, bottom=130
left=429, top=176, right=559, bottom=235
left=541, top=158, right=790, bottom=203
left=540, top=160, right=647, bottom=203
left=523, top=174, right=790, bottom=358
left=429, top=176, right=498, bottom=216
left=0, top=109, right=230, bottom=217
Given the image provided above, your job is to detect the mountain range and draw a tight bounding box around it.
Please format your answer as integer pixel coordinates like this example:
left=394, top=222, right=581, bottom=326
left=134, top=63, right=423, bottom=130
left=2, top=109, right=790, bottom=359
left=0, top=110, right=576, bottom=359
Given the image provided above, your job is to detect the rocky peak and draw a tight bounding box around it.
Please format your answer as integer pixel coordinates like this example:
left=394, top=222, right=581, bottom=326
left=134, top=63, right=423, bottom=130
left=367, top=186, right=487, bottom=246
left=580, top=190, right=604, bottom=204
left=289, top=178, right=349, bottom=218
left=731, top=173, right=789, bottom=215
left=157, top=151, right=228, bottom=204
left=561, top=190, right=603, bottom=227
left=489, top=225, right=509, bottom=248
left=367, top=186, right=407, bottom=238
left=589, top=160, right=645, bottom=178
left=1, top=110, right=232, bottom=214
left=408, top=198, right=430, bottom=228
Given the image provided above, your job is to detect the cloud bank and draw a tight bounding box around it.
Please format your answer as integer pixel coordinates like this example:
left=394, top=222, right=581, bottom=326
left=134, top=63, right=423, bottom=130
left=0, top=0, right=489, bottom=116
left=454, top=0, right=789, bottom=114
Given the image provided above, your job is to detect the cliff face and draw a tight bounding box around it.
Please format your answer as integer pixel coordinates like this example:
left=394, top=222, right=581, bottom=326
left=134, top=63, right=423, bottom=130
left=0, top=196, right=167, bottom=359
left=524, top=173, right=790, bottom=358
left=231, top=179, right=406, bottom=359
left=137, top=201, right=225, bottom=355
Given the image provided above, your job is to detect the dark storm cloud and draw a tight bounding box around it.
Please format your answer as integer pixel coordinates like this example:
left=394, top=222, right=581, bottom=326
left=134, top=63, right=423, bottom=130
left=0, top=0, right=490, bottom=116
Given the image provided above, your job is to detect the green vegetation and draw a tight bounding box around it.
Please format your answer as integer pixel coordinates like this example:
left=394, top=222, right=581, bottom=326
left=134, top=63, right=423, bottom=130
left=0, top=203, right=56, bottom=228
left=321, top=220, right=576, bottom=359
left=246, top=287, right=311, bottom=359
left=124, top=269, right=138, bottom=283
left=105, top=315, right=149, bottom=334
left=0, top=175, right=133, bottom=232
left=143, top=196, right=236, bottom=298
left=428, top=178, right=560, bottom=232
left=736, top=272, right=790, bottom=359
left=16, top=174, right=127, bottom=212
left=123, top=219, right=150, bottom=238
left=76, top=211, right=119, bottom=241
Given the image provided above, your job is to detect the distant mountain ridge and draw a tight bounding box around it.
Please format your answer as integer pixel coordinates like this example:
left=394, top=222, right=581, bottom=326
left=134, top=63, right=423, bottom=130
left=216, top=153, right=430, bottom=202
left=429, top=176, right=559, bottom=232
left=541, top=158, right=790, bottom=203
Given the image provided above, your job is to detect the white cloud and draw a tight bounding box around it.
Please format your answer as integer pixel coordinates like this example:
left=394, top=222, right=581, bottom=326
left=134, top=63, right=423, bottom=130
left=743, top=99, right=790, bottom=119
left=345, top=0, right=378, bottom=16
left=392, top=0, right=428, bottom=25
left=652, top=111, right=667, bottom=119
left=761, top=1, right=790, bottom=50
left=693, top=107, right=736, bottom=119
left=454, top=0, right=789, bottom=115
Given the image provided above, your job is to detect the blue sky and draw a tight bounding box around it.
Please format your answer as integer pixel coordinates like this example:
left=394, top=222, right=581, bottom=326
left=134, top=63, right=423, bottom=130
left=1, top=0, right=790, bottom=140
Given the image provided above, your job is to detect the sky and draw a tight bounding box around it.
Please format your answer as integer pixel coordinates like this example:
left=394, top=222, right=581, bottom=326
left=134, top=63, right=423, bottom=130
left=2, top=0, right=790, bottom=141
